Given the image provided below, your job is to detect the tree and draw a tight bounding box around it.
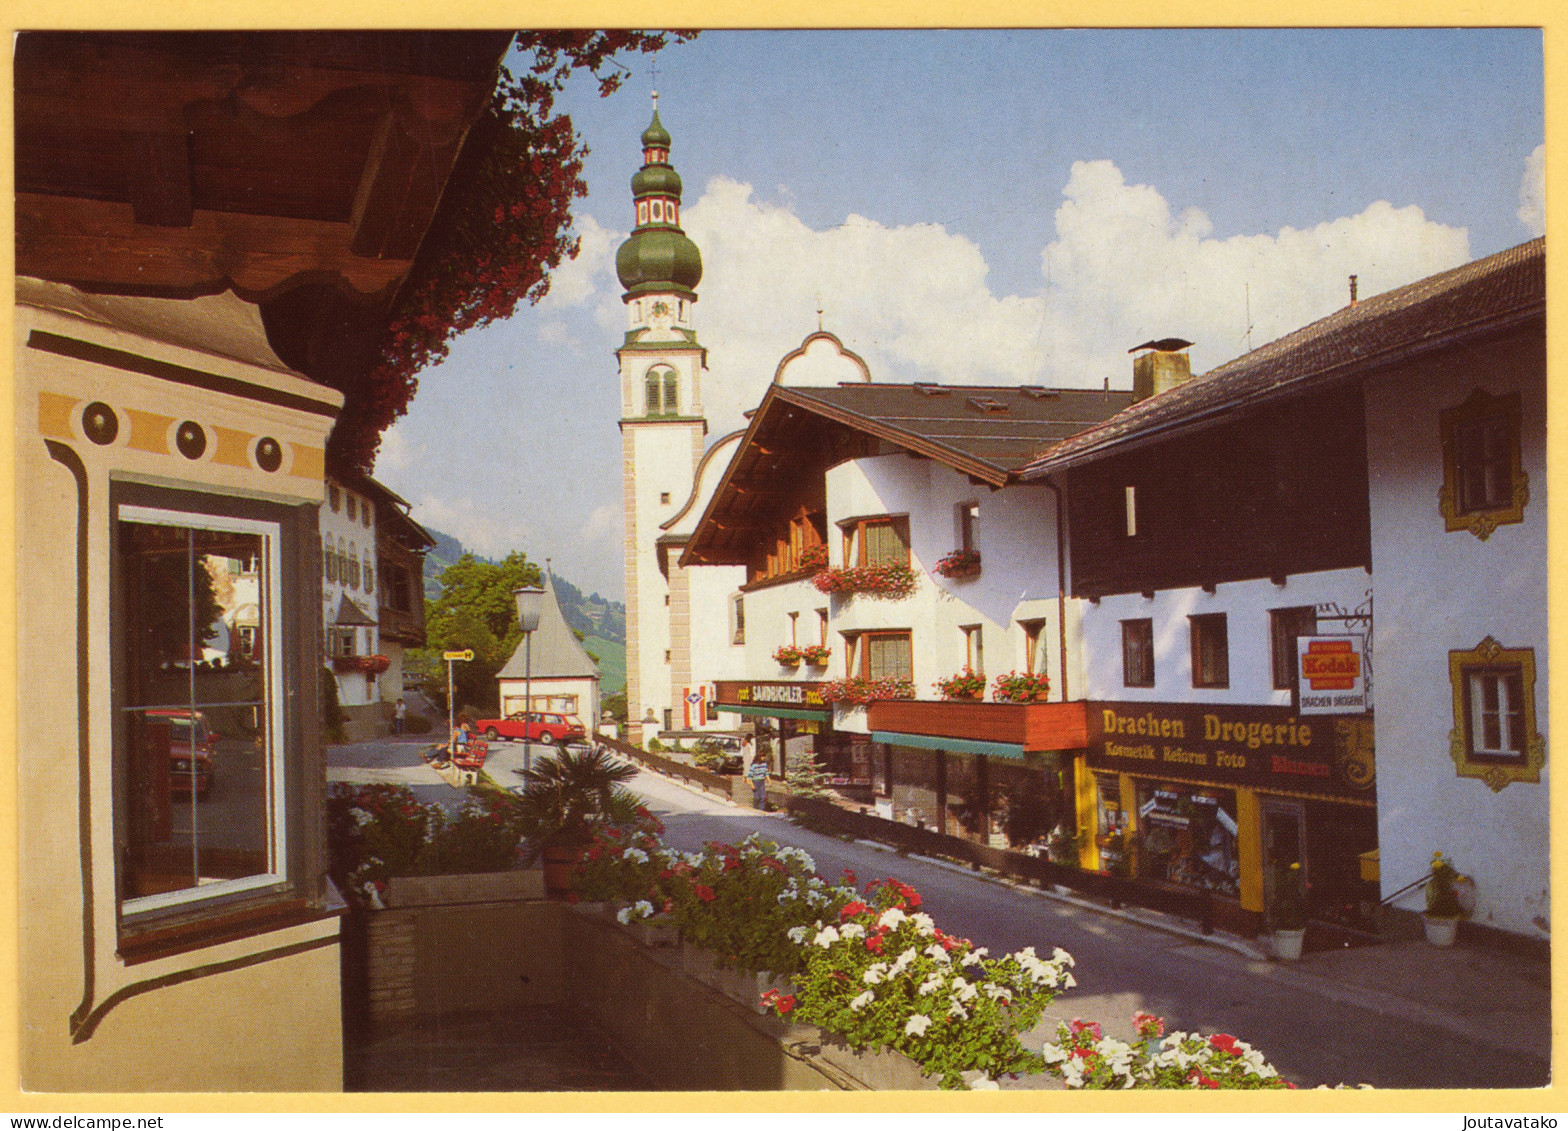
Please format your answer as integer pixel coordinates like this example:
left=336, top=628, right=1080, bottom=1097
left=332, top=31, right=694, bottom=474
left=413, top=551, right=543, bottom=712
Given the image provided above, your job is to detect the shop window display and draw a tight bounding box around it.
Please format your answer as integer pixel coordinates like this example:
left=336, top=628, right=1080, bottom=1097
left=1134, top=783, right=1239, bottom=897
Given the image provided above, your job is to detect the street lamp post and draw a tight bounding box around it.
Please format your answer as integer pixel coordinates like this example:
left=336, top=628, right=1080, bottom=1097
left=513, top=585, right=544, bottom=774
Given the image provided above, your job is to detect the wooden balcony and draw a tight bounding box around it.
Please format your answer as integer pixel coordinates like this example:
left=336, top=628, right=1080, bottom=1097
left=866, top=698, right=1089, bottom=753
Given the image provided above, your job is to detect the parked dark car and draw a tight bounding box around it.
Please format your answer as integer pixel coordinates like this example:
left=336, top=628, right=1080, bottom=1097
left=144, top=708, right=214, bottom=798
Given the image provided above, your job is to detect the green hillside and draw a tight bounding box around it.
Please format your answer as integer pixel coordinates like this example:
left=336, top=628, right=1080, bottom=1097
left=583, top=635, right=625, bottom=695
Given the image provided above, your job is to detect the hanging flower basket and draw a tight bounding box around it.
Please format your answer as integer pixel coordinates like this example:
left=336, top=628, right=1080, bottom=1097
left=333, top=653, right=392, bottom=675
left=990, top=669, right=1050, bottom=703
left=813, top=563, right=918, bottom=599
left=821, top=677, right=917, bottom=706
left=773, top=645, right=802, bottom=667
left=933, top=548, right=982, bottom=580
left=934, top=668, right=986, bottom=700
left=798, top=644, right=832, bottom=667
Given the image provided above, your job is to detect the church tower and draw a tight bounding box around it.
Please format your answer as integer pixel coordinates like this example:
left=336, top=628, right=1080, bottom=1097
left=617, top=97, right=708, bottom=743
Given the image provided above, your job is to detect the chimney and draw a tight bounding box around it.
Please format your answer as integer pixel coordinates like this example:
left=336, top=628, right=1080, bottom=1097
left=1129, top=338, right=1195, bottom=402
left=1349, top=274, right=1359, bottom=305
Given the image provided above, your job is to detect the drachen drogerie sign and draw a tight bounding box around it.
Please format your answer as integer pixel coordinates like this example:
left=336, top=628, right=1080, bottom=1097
left=1086, top=701, right=1374, bottom=798
left=716, top=680, right=829, bottom=709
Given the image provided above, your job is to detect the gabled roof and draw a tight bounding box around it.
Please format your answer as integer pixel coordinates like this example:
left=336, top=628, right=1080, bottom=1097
left=333, top=594, right=377, bottom=627
left=1020, top=238, right=1546, bottom=478
left=681, top=377, right=1134, bottom=566
left=496, top=573, right=600, bottom=682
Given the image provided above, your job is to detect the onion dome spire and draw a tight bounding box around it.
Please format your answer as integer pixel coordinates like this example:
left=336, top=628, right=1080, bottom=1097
left=616, top=94, right=702, bottom=299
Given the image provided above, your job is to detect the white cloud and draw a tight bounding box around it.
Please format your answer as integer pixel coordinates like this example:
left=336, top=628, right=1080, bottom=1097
left=1518, top=144, right=1545, bottom=236
left=642, top=164, right=1468, bottom=436
left=578, top=502, right=621, bottom=544
left=375, top=422, right=415, bottom=475
left=538, top=214, right=618, bottom=310
left=407, top=493, right=533, bottom=561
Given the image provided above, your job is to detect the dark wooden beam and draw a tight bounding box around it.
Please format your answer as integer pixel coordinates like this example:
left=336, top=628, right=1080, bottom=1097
left=121, top=131, right=194, bottom=228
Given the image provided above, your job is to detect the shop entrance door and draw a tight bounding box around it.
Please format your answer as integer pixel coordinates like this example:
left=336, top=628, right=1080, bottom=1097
left=1262, top=798, right=1308, bottom=895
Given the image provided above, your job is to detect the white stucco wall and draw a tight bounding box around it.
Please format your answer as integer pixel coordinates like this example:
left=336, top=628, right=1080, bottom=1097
left=1082, top=568, right=1374, bottom=707
left=498, top=674, right=599, bottom=729
left=822, top=454, right=1066, bottom=731
left=1362, top=330, right=1548, bottom=938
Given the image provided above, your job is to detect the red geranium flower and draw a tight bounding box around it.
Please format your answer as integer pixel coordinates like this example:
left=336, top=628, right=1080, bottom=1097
left=694, top=884, right=716, bottom=902
left=1209, top=1034, right=1241, bottom=1056
left=840, top=901, right=868, bottom=920
left=865, top=935, right=884, bottom=954
left=776, top=994, right=796, bottom=1014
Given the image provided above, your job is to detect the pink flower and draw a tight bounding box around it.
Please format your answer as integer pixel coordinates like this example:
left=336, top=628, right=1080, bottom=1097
left=1069, top=1019, right=1103, bottom=1041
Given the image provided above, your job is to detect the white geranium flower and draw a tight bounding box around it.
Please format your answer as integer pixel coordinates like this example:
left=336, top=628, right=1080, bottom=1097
left=967, top=1073, right=998, bottom=1090
left=952, top=979, right=978, bottom=1002
left=863, top=962, right=890, bottom=985
left=924, top=944, right=952, bottom=964
left=849, top=991, right=875, bottom=1012
left=917, top=974, right=945, bottom=996
left=889, top=947, right=919, bottom=975
left=946, top=1002, right=970, bottom=1021
left=813, top=926, right=840, bottom=948
left=908, top=912, right=936, bottom=935
left=622, top=847, right=649, bottom=864
left=904, top=1014, right=932, bottom=1037
left=839, top=923, right=866, bottom=939
left=1041, top=1043, right=1069, bottom=1065
left=878, top=908, right=907, bottom=930
left=787, top=926, right=808, bottom=944
left=1052, top=947, right=1075, bottom=967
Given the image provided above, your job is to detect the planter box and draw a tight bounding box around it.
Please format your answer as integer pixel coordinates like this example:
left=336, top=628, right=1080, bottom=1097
left=680, top=944, right=789, bottom=1012
left=617, top=915, right=680, bottom=948
left=1272, top=928, right=1306, bottom=961
left=386, top=868, right=544, bottom=908
left=814, top=1039, right=937, bottom=1091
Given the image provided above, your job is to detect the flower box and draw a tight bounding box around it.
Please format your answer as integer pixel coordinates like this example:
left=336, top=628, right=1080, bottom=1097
left=814, top=1039, right=938, bottom=1091
left=773, top=645, right=802, bottom=667
left=934, top=668, right=986, bottom=700
left=933, top=548, right=982, bottom=580
left=679, top=945, right=790, bottom=1012
left=621, top=914, right=680, bottom=948
left=821, top=677, right=917, bottom=706
left=991, top=669, right=1051, bottom=703
left=798, top=644, right=832, bottom=667
left=385, top=868, right=544, bottom=908
left=812, top=563, right=918, bottom=599
left=333, top=653, right=392, bottom=675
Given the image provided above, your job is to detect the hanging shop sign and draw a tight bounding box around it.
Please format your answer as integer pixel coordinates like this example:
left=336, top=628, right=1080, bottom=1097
left=1087, top=700, right=1374, bottom=799
left=1296, top=635, right=1368, bottom=715
left=714, top=680, right=830, bottom=720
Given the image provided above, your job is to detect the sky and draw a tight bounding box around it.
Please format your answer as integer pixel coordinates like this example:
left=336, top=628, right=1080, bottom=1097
left=373, top=29, right=1546, bottom=600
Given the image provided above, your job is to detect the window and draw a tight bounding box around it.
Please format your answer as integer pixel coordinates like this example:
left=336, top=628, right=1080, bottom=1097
left=663, top=709, right=673, bottom=732
left=856, top=631, right=913, bottom=682
left=659, top=492, right=671, bottom=505
left=363, top=556, right=375, bottom=597
left=1448, top=637, right=1543, bottom=790
left=322, top=536, right=332, bottom=583
left=347, top=544, right=361, bottom=589
left=645, top=366, right=678, bottom=417
left=962, top=625, right=984, bottom=675
left=362, top=502, right=372, bottom=528
left=384, top=562, right=412, bottom=613
left=731, top=594, right=746, bottom=644
left=637, top=201, right=648, bottom=225
left=817, top=608, right=829, bottom=646
left=662, top=371, right=678, bottom=414
left=331, top=627, right=357, bottom=657
left=958, top=502, right=979, bottom=552
left=645, top=372, right=661, bottom=415
left=112, top=488, right=294, bottom=922
left=789, top=611, right=799, bottom=646
left=328, top=484, right=340, bottom=512
left=346, top=495, right=357, bottom=522
left=843, top=516, right=909, bottom=568
left=1270, top=606, right=1318, bottom=691
left=1189, top=613, right=1229, bottom=689
left=1022, top=619, right=1047, bottom=675
left=1122, top=618, right=1155, bottom=687
left=1440, top=389, right=1526, bottom=540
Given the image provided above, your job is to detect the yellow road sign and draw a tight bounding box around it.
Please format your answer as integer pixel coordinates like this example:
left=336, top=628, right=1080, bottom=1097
left=443, top=649, right=474, bottom=662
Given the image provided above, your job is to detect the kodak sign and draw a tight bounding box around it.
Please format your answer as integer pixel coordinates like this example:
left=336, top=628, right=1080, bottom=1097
left=1296, top=635, right=1368, bottom=715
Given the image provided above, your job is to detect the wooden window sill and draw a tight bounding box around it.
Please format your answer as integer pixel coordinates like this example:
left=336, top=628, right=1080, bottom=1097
left=118, top=893, right=346, bottom=966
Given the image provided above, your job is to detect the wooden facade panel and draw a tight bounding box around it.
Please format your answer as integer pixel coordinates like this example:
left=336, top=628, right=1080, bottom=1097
left=868, top=699, right=1089, bottom=751
left=1066, top=386, right=1371, bottom=598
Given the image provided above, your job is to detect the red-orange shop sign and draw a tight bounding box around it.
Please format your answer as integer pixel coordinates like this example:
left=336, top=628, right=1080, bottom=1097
left=716, top=680, right=828, bottom=708
left=1086, top=701, right=1374, bottom=799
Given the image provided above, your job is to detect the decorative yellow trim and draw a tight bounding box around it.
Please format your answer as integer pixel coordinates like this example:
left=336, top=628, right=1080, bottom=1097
left=287, top=442, right=325, bottom=480
left=38, top=391, right=80, bottom=440
left=125, top=408, right=176, bottom=455
left=1075, top=757, right=1098, bottom=872
left=1235, top=788, right=1264, bottom=913
left=212, top=425, right=252, bottom=468
left=1438, top=388, right=1527, bottom=540
left=1447, top=636, right=1543, bottom=791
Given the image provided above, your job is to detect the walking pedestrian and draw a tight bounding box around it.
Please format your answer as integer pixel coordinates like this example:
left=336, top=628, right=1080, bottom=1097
left=394, top=697, right=407, bottom=736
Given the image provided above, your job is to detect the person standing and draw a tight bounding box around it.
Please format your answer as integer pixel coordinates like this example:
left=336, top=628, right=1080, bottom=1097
left=746, top=736, right=770, bottom=810
left=394, top=697, right=407, bottom=736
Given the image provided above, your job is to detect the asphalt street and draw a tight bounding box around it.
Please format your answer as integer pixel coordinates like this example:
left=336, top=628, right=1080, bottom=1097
left=330, top=733, right=1551, bottom=1091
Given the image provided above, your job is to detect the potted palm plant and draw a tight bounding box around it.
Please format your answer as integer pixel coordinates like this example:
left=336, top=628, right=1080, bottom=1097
left=1267, top=861, right=1308, bottom=960
left=513, top=745, right=641, bottom=898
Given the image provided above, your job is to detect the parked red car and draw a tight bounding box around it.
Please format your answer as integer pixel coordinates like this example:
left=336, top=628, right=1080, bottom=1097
left=477, top=711, right=586, bottom=746
left=144, top=708, right=214, bottom=798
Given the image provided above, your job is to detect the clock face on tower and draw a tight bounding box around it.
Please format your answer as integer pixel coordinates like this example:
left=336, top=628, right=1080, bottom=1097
left=649, top=300, right=673, bottom=331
